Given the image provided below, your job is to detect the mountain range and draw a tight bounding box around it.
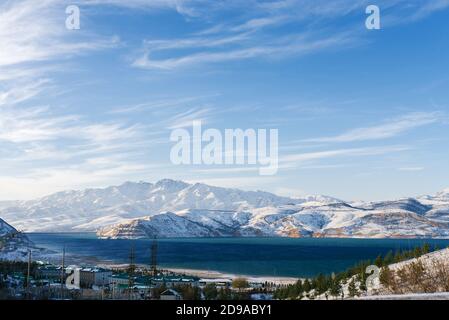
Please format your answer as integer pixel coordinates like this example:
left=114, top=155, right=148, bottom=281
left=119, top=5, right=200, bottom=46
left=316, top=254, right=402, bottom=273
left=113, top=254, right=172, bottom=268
left=1, top=180, right=449, bottom=239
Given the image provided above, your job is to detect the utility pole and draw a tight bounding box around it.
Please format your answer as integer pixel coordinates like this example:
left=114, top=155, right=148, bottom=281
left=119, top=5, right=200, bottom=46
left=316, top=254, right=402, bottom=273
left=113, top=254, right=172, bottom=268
left=60, top=246, right=65, bottom=300
left=150, top=236, right=158, bottom=277
left=26, top=249, right=31, bottom=299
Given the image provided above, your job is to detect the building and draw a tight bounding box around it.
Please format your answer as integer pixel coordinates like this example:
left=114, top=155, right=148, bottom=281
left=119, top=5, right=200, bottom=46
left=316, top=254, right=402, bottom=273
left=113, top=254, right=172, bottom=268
left=199, top=278, right=232, bottom=289
left=152, top=275, right=199, bottom=288
left=110, top=273, right=199, bottom=288
left=37, top=265, right=63, bottom=280
left=76, top=267, right=112, bottom=288
left=109, top=273, right=129, bottom=286
left=249, top=281, right=264, bottom=289
left=160, top=289, right=182, bottom=300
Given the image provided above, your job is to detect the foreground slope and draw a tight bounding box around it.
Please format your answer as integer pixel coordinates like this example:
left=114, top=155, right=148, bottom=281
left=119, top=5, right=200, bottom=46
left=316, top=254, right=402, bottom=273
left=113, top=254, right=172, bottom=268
left=0, top=218, right=37, bottom=261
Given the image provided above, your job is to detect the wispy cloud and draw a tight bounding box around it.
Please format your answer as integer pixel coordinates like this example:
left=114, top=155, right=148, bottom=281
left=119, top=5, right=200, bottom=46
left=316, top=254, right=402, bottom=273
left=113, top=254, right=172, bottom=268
left=133, top=31, right=354, bottom=70
left=109, top=94, right=219, bottom=114
left=398, top=167, right=424, bottom=172
left=167, top=106, right=213, bottom=129
left=302, top=112, right=441, bottom=143
left=281, top=145, right=411, bottom=167
left=0, top=80, right=50, bottom=107
left=0, top=0, right=119, bottom=69
left=130, top=0, right=449, bottom=70
left=80, top=0, right=206, bottom=17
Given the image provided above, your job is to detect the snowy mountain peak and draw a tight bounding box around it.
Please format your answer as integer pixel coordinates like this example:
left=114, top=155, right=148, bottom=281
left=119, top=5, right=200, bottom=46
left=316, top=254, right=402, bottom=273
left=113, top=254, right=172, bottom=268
left=0, top=180, right=306, bottom=232
left=2, top=181, right=449, bottom=239
left=295, top=194, right=342, bottom=204
left=155, top=178, right=186, bottom=187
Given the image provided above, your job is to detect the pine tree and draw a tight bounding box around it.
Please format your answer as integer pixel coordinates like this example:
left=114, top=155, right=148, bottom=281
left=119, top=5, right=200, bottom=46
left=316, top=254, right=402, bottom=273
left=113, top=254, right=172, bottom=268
left=383, top=250, right=394, bottom=266
left=303, top=279, right=311, bottom=293
left=315, top=273, right=328, bottom=295
left=379, top=266, right=396, bottom=292
left=413, top=246, right=422, bottom=258
left=358, top=270, right=367, bottom=292
left=348, top=278, right=358, bottom=298
left=203, top=283, right=218, bottom=300
left=330, top=278, right=341, bottom=298
left=393, top=250, right=402, bottom=263
left=374, top=255, right=383, bottom=267
left=295, top=279, right=303, bottom=297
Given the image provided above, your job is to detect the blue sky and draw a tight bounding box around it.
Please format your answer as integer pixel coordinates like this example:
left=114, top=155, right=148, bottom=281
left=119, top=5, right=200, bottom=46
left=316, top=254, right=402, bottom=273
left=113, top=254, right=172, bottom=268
left=1, top=0, right=449, bottom=201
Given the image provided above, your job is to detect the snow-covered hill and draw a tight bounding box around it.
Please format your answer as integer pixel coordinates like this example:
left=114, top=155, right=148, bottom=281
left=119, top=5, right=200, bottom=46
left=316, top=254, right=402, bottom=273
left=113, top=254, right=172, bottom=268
left=363, top=247, right=449, bottom=298
left=0, top=218, right=37, bottom=261
left=1, top=180, right=449, bottom=239
left=97, top=199, right=449, bottom=239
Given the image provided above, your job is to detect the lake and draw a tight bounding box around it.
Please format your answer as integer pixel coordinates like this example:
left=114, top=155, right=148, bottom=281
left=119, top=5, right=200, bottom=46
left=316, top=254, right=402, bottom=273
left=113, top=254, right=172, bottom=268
left=27, top=233, right=449, bottom=278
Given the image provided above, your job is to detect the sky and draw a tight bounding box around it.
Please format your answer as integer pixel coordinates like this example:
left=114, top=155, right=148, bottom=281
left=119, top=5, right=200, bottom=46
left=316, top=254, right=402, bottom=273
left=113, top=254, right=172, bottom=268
left=1, top=0, right=449, bottom=201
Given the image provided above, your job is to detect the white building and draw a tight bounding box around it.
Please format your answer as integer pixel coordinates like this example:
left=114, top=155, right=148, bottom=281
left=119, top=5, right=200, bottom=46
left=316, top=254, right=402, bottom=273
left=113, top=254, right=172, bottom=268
left=68, top=267, right=112, bottom=289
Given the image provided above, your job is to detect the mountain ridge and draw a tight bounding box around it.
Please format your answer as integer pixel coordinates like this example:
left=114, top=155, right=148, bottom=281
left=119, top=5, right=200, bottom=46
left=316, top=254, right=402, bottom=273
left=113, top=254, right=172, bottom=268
left=0, top=180, right=448, bottom=239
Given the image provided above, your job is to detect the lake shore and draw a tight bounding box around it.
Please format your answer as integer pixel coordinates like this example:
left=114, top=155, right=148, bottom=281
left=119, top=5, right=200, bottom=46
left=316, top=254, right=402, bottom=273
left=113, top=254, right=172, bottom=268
left=164, top=267, right=300, bottom=285
left=96, top=262, right=299, bottom=285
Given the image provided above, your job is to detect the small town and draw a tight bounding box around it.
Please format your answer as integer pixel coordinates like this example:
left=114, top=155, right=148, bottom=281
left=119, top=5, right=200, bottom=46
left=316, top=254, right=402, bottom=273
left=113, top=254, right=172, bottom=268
left=0, top=262, right=277, bottom=300
left=0, top=241, right=277, bottom=301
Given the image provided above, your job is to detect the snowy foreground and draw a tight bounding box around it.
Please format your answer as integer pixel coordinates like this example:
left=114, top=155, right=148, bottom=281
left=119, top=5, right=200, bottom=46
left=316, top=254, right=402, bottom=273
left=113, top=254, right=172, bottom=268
left=356, top=292, right=449, bottom=300
left=350, top=248, right=449, bottom=300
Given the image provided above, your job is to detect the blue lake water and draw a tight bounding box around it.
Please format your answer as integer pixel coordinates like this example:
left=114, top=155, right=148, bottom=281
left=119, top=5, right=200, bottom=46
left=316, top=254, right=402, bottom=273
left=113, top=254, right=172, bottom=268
left=27, top=233, right=449, bottom=278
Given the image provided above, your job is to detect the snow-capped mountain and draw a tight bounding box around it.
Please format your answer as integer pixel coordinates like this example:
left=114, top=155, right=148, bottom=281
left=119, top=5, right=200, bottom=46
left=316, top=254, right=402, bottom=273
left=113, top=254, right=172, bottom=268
left=1, top=180, right=449, bottom=239
left=97, top=198, right=449, bottom=239
left=0, top=180, right=311, bottom=232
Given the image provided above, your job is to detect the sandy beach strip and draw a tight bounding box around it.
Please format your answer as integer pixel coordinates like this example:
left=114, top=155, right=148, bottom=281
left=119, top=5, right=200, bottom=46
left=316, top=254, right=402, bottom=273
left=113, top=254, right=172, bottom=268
left=97, top=262, right=299, bottom=285
left=165, top=267, right=299, bottom=285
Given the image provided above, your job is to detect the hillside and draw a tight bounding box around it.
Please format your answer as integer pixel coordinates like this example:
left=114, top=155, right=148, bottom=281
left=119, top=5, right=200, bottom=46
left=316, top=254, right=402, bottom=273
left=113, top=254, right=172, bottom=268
left=0, top=218, right=36, bottom=261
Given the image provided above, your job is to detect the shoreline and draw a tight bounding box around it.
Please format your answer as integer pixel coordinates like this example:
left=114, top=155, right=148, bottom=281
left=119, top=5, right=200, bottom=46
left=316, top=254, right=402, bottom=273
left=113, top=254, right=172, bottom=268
left=95, top=262, right=299, bottom=285
left=163, top=267, right=299, bottom=285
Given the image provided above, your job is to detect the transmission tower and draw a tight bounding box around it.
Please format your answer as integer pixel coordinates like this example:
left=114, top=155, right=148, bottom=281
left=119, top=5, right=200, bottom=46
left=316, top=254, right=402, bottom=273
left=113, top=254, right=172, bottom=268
left=150, top=236, right=158, bottom=277
left=128, top=245, right=136, bottom=299
left=60, top=246, right=65, bottom=300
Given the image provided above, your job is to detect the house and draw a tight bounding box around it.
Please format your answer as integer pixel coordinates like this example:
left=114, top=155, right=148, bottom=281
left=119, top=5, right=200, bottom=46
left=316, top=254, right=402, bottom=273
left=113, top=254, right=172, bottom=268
left=160, top=289, right=182, bottom=300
